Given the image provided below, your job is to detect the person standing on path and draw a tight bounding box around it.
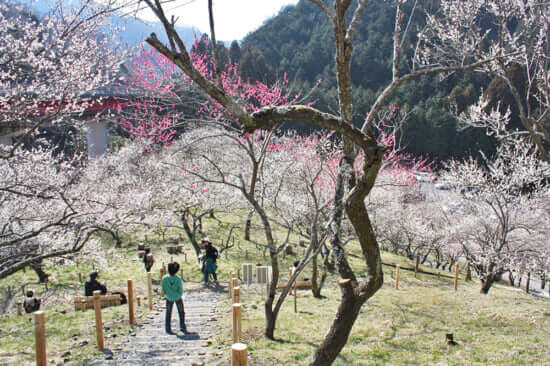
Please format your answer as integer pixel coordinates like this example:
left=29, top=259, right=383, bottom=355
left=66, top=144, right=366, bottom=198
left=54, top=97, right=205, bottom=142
left=143, top=247, right=155, bottom=272
left=200, top=237, right=218, bottom=284
left=161, top=262, right=188, bottom=334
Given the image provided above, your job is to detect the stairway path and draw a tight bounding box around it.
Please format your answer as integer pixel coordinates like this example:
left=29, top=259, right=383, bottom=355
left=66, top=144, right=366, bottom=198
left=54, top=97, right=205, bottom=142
left=90, top=284, right=225, bottom=366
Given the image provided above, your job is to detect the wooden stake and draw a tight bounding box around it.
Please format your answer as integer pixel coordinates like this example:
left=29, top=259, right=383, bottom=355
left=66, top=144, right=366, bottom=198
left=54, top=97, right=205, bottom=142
left=137, top=296, right=141, bottom=307
left=34, top=311, right=46, bottom=366
left=229, top=272, right=235, bottom=298
left=233, top=287, right=240, bottom=304
left=232, top=303, right=242, bottom=344
left=147, top=272, right=153, bottom=310
left=81, top=300, right=86, bottom=312
left=93, top=291, right=104, bottom=350
left=395, top=265, right=400, bottom=289
left=78, top=272, right=82, bottom=283
left=454, top=264, right=459, bottom=291
left=17, top=301, right=22, bottom=316
left=184, top=253, right=187, bottom=263
left=526, top=272, right=531, bottom=293
left=128, top=279, right=135, bottom=325
left=180, top=266, right=184, bottom=280
left=231, top=343, right=247, bottom=366
left=414, top=256, right=419, bottom=278
left=232, top=278, right=239, bottom=300
left=294, top=280, right=297, bottom=313
left=438, top=271, right=441, bottom=279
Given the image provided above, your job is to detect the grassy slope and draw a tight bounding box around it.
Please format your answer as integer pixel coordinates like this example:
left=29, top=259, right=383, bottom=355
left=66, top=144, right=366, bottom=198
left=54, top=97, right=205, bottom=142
left=1, top=213, right=549, bottom=365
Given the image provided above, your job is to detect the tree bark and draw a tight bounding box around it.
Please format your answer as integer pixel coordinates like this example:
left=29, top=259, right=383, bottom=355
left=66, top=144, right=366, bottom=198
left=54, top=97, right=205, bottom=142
left=244, top=209, right=254, bottom=240
left=480, top=274, right=496, bottom=294
left=311, top=252, right=327, bottom=298
left=30, top=260, right=49, bottom=283
left=310, top=281, right=364, bottom=365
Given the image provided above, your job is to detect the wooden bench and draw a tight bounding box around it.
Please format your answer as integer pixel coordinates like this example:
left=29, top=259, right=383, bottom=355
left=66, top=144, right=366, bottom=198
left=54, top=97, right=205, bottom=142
left=74, top=294, right=123, bottom=311
left=277, top=280, right=313, bottom=290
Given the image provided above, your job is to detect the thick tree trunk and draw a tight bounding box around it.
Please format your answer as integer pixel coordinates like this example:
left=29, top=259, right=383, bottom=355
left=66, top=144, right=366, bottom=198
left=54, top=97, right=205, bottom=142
left=30, top=261, right=49, bottom=283
left=480, top=275, right=496, bottom=294
left=310, top=282, right=364, bottom=366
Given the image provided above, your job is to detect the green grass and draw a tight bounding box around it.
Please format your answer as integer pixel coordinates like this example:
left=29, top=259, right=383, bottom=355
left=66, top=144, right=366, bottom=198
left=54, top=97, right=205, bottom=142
left=210, top=250, right=550, bottom=365
left=1, top=212, right=549, bottom=365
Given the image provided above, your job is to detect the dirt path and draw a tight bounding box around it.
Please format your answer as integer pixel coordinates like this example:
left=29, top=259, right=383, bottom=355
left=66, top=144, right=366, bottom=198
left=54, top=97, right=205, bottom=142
left=90, top=284, right=225, bottom=366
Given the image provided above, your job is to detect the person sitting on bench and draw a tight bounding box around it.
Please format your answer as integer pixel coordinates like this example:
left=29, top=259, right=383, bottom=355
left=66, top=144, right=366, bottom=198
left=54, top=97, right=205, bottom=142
left=84, top=270, right=107, bottom=296
left=23, top=290, right=41, bottom=313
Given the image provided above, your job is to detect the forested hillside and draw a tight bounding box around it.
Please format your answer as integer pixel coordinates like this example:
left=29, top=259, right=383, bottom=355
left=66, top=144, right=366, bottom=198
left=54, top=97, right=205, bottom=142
left=235, top=0, right=497, bottom=160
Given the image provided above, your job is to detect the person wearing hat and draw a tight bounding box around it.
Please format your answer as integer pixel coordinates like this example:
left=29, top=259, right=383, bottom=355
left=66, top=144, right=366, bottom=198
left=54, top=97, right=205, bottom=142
left=23, top=289, right=41, bottom=313
left=84, top=270, right=107, bottom=296
left=200, top=237, right=218, bottom=284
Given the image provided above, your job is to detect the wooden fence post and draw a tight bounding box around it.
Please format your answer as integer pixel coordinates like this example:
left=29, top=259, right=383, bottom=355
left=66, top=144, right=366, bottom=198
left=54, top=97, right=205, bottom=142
left=160, top=266, right=165, bottom=282
left=81, top=300, right=86, bottom=312
left=232, top=343, right=247, bottom=366
left=395, top=265, right=400, bottom=289
left=233, top=287, right=240, bottom=304
left=454, top=264, right=459, bottom=291
left=294, top=280, right=297, bottom=313
left=232, top=303, right=242, bottom=344
left=93, top=291, right=104, bottom=350
left=229, top=272, right=235, bottom=298
left=34, top=311, right=46, bottom=366
left=232, top=278, right=239, bottom=300
left=137, top=296, right=141, bottom=307
left=147, top=272, right=153, bottom=310
left=17, top=301, right=22, bottom=316
left=526, top=272, right=531, bottom=293
left=128, top=279, right=135, bottom=325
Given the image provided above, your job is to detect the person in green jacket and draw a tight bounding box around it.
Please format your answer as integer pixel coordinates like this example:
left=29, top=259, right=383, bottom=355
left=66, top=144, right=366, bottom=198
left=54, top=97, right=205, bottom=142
left=161, top=262, right=188, bottom=334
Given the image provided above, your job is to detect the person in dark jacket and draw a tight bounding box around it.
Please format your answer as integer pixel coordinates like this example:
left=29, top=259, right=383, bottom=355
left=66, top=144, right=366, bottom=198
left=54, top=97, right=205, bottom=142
left=23, top=290, right=41, bottom=313
left=161, top=262, right=187, bottom=334
left=84, top=270, right=107, bottom=296
left=201, top=237, right=218, bottom=284
left=143, top=248, right=155, bottom=272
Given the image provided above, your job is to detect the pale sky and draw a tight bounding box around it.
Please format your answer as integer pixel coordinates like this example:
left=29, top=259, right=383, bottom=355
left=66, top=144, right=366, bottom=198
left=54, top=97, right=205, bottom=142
left=137, top=0, right=300, bottom=41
